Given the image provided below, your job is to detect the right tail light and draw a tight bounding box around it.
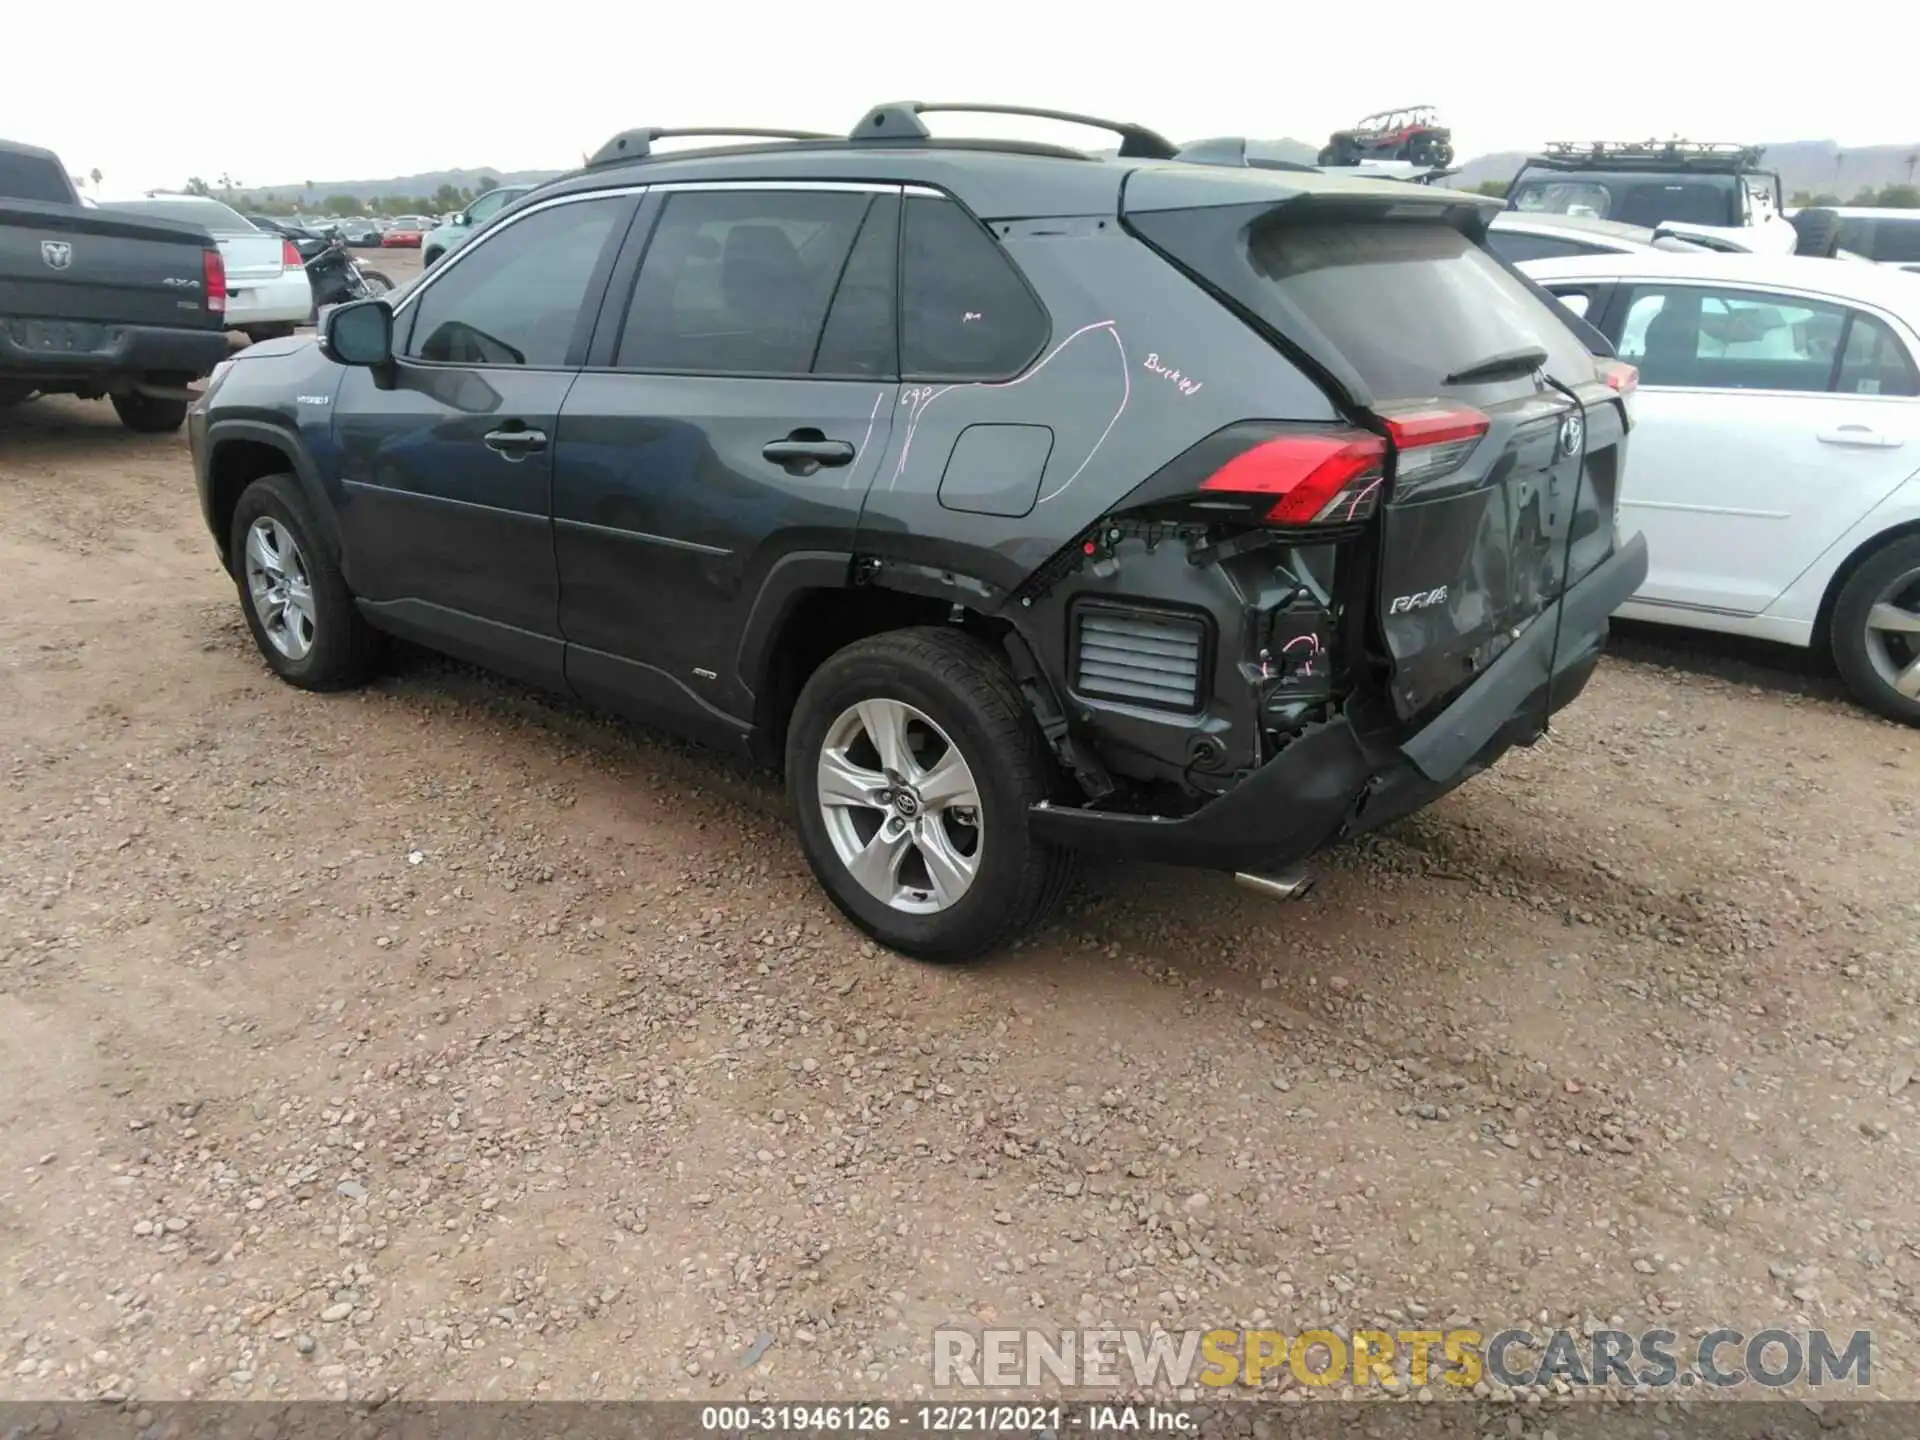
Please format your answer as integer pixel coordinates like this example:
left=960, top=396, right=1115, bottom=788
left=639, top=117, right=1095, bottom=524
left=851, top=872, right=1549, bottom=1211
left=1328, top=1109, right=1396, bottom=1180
left=203, top=248, right=227, bottom=315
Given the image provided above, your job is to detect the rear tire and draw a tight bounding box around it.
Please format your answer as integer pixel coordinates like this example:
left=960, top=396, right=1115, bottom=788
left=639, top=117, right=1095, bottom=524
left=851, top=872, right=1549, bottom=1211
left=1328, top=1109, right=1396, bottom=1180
left=241, top=323, right=297, bottom=344
left=230, top=473, right=381, bottom=691
left=1791, top=207, right=1841, bottom=258
left=110, top=392, right=187, bottom=433
left=358, top=268, right=395, bottom=293
left=786, top=627, right=1073, bottom=962
left=422, top=249, right=443, bottom=268
left=0, top=383, right=36, bottom=409
left=1831, top=533, right=1920, bottom=726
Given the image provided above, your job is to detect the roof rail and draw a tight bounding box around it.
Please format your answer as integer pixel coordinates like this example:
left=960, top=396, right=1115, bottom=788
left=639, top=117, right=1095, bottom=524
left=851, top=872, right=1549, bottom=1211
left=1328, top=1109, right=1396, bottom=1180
left=587, top=127, right=836, bottom=168
left=851, top=102, right=1179, bottom=159
left=1538, top=139, right=1767, bottom=172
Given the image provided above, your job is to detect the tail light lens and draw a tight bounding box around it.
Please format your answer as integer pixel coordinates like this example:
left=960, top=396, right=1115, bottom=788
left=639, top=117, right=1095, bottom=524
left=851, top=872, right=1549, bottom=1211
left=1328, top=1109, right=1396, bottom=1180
left=1598, top=359, right=1638, bottom=395
left=1199, top=430, right=1389, bottom=524
left=282, top=238, right=305, bottom=269
left=1191, top=403, right=1489, bottom=525
left=203, top=248, right=226, bottom=314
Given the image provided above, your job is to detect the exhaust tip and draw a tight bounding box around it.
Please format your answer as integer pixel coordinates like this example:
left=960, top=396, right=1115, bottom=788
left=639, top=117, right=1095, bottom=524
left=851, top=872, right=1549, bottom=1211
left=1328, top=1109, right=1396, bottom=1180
left=1234, top=870, right=1315, bottom=902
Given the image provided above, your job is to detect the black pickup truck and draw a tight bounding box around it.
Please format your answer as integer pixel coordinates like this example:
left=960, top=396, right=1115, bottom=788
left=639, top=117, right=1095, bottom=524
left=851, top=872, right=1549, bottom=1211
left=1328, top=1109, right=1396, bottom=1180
left=1, top=140, right=232, bottom=432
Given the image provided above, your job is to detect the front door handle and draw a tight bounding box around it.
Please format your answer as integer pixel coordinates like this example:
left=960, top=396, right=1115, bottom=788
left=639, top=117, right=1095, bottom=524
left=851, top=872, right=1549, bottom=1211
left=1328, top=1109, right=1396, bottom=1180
left=1817, top=424, right=1902, bottom=449
left=763, top=430, right=855, bottom=476
left=484, top=425, right=549, bottom=460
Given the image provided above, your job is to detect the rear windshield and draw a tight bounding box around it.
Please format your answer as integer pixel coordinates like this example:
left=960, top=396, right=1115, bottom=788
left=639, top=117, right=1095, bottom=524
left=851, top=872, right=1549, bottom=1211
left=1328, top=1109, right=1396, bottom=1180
left=1139, top=212, right=1593, bottom=398
left=0, top=149, right=76, bottom=203
left=1839, top=215, right=1920, bottom=265
left=108, top=198, right=254, bottom=233
left=1510, top=170, right=1738, bottom=229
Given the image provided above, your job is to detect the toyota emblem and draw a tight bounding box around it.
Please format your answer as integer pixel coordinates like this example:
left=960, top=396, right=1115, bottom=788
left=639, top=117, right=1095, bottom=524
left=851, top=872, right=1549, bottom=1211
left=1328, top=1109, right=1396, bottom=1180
left=1558, top=410, right=1584, bottom=457
left=41, top=240, right=73, bottom=270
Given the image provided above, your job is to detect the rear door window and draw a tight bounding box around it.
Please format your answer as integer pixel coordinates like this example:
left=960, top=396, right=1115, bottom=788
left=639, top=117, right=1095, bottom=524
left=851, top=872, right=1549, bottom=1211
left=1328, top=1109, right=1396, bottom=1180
left=1614, top=284, right=1848, bottom=391
left=1835, top=311, right=1920, bottom=397
left=616, top=188, right=876, bottom=377
left=1867, top=218, right=1920, bottom=265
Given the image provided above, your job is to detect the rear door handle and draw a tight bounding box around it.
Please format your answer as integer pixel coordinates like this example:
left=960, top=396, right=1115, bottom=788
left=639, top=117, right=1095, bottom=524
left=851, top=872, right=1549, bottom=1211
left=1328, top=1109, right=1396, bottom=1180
left=763, top=433, right=855, bottom=475
left=483, top=425, right=548, bottom=459
left=1816, top=424, right=1903, bottom=449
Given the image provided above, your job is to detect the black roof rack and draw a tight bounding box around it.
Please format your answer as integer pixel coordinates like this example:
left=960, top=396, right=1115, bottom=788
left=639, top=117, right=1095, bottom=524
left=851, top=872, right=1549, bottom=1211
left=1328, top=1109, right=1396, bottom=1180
left=1534, top=139, right=1768, bottom=173
left=587, top=127, right=836, bottom=168
left=851, top=102, right=1179, bottom=159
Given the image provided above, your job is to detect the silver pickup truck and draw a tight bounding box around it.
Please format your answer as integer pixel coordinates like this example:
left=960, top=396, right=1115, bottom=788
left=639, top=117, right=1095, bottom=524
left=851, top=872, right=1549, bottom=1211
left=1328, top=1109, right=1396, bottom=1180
left=1, top=139, right=232, bottom=432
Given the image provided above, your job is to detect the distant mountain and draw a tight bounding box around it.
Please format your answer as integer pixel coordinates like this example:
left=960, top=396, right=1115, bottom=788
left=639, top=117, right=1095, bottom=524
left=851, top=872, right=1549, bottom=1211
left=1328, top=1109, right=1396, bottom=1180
left=238, top=167, right=567, bottom=208
left=243, top=137, right=1918, bottom=210
left=1453, top=140, right=1920, bottom=197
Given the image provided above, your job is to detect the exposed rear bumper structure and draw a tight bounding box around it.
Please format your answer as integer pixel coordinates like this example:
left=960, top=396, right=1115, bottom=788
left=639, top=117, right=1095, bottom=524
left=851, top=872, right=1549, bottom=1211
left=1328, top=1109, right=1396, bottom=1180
left=1028, top=533, right=1649, bottom=871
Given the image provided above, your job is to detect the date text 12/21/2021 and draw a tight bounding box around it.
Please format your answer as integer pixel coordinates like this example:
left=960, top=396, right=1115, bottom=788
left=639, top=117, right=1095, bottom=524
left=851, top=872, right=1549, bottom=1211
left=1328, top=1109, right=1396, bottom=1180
left=696, top=1403, right=1198, bottom=1433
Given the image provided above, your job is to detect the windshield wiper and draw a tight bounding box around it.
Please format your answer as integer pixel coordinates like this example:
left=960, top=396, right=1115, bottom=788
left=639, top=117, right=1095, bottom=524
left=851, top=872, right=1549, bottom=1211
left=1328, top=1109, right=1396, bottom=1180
left=1444, top=346, right=1549, bottom=385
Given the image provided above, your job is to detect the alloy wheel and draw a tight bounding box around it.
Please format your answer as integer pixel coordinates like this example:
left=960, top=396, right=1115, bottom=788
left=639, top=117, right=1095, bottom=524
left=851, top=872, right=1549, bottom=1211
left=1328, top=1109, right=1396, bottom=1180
left=816, top=699, right=984, bottom=914
left=244, top=516, right=316, bottom=661
left=1864, top=565, right=1920, bottom=702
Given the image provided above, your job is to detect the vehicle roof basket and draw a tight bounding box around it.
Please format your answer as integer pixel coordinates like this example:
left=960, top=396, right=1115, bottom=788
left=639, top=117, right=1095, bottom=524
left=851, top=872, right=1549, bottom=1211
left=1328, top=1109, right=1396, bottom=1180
left=587, top=127, right=836, bottom=168
left=1537, top=139, right=1767, bottom=172
left=850, top=102, right=1179, bottom=159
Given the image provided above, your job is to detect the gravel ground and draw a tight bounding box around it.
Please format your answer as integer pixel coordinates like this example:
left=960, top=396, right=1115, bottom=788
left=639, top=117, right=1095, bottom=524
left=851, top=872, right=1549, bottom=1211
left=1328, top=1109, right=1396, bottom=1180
left=1, top=386, right=1917, bottom=1412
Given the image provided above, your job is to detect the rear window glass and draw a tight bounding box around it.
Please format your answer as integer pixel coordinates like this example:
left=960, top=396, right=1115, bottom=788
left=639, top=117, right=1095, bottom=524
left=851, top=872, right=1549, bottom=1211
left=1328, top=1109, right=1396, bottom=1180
left=0, top=149, right=74, bottom=203
left=1865, top=218, right=1920, bottom=265
left=1241, top=218, right=1596, bottom=396
left=107, top=198, right=255, bottom=232
left=1511, top=172, right=1739, bottom=229
left=1485, top=228, right=1607, bottom=262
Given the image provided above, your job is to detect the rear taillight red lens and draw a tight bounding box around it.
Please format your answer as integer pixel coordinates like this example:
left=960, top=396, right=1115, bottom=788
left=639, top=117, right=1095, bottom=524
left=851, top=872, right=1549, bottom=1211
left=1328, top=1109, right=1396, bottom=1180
left=203, top=248, right=226, bottom=314
left=1598, top=359, right=1638, bottom=395
left=1200, top=430, right=1388, bottom=525
left=282, top=238, right=304, bottom=268
left=1194, top=403, right=1488, bottom=527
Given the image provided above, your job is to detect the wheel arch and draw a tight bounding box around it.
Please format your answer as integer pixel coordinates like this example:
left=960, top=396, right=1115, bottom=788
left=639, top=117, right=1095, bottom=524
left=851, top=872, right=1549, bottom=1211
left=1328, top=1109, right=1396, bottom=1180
left=1814, top=518, right=1920, bottom=655
left=203, top=420, right=340, bottom=571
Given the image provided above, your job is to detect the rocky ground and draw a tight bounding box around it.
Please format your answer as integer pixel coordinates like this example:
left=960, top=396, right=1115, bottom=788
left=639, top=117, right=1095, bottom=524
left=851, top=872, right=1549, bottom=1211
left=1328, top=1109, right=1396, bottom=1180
left=1, top=383, right=1916, bottom=1414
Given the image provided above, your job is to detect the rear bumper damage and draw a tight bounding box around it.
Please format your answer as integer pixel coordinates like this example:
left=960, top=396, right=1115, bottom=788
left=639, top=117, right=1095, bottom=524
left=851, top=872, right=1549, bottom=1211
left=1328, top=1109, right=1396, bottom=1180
left=1028, top=532, right=1649, bottom=870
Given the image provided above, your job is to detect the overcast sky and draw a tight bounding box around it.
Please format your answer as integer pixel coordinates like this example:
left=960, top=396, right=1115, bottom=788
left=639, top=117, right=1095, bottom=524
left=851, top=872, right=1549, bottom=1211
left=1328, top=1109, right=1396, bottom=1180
left=6, top=0, right=1913, bottom=197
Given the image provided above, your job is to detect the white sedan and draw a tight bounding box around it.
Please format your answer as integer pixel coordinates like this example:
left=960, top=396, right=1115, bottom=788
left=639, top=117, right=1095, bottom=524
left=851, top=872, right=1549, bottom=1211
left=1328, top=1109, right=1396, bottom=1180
left=104, top=196, right=313, bottom=343
left=1518, top=250, right=1920, bottom=724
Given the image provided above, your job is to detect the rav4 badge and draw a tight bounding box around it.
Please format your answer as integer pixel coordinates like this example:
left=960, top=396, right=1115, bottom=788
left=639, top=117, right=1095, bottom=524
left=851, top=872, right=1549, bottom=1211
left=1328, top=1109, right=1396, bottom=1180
left=1389, top=587, right=1449, bottom=615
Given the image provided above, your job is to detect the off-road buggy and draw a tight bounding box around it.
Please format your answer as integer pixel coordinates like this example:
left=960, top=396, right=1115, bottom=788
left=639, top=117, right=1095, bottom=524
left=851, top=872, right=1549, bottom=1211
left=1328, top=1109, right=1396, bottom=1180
left=1318, top=106, right=1454, bottom=168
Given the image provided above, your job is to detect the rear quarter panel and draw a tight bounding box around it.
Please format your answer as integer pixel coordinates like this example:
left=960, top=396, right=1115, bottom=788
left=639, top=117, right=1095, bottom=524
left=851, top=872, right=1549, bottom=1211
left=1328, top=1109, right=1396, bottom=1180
left=854, top=222, right=1339, bottom=596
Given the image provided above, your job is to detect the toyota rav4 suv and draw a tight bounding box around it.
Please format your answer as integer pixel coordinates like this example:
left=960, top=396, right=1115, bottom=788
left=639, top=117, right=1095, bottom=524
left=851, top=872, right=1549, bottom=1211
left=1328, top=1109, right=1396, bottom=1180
left=189, top=104, right=1648, bottom=961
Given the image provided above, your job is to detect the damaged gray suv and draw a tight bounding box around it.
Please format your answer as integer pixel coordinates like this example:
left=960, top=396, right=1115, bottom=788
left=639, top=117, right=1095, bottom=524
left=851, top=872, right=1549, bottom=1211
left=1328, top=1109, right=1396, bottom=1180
left=189, top=103, right=1649, bottom=961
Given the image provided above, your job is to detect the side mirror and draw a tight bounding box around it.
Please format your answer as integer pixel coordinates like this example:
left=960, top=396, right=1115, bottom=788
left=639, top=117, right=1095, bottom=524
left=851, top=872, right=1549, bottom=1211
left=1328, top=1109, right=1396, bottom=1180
left=322, top=298, right=394, bottom=367
left=455, top=211, right=471, bottom=227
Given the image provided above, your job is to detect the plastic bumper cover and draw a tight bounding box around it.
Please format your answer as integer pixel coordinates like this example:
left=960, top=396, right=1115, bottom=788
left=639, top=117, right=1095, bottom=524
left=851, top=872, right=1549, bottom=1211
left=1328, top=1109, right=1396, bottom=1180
left=1028, top=532, right=1650, bottom=871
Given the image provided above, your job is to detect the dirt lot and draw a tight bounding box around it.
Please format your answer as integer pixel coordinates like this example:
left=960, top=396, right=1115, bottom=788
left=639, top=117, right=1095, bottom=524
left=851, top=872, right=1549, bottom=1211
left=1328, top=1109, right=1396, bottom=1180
left=2, top=364, right=1918, bottom=1410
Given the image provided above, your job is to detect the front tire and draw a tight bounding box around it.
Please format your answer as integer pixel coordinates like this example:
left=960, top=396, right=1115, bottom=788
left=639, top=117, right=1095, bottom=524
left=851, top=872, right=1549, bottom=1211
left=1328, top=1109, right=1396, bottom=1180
left=786, top=627, right=1073, bottom=962
left=110, top=392, right=187, bottom=432
left=422, top=249, right=443, bottom=268
left=230, top=473, right=380, bottom=691
left=1832, top=534, right=1920, bottom=725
